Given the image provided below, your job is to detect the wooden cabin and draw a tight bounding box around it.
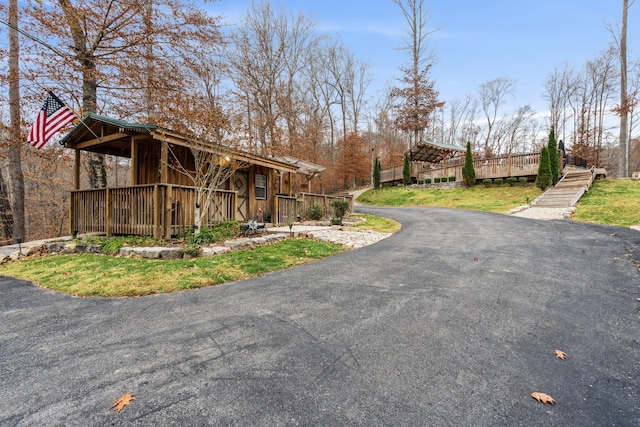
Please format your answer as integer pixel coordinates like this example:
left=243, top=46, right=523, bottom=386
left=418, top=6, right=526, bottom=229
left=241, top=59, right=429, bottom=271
left=62, top=114, right=340, bottom=240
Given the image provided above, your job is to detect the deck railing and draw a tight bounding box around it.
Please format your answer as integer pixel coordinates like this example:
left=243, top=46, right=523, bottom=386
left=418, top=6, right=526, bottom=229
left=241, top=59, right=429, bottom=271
left=71, top=184, right=236, bottom=239
left=72, top=185, right=354, bottom=238
left=380, top=152, right=544, bottom=184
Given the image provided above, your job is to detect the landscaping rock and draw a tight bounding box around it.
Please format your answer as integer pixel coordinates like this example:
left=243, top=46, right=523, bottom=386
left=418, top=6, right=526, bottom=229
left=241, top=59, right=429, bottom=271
left=61, top=243, right=78, bottom=254
left=121, top=246, right=184, bottom=259
left=224, top=238, right=255, bottom=251
left=45, top=242, right=67, bottom=253
left=201, top=246, right=231, bottom=257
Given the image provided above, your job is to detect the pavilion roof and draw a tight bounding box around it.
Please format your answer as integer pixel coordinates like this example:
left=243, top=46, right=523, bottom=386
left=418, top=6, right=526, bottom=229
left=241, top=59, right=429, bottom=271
left=410, top=141, right=466, bottom=163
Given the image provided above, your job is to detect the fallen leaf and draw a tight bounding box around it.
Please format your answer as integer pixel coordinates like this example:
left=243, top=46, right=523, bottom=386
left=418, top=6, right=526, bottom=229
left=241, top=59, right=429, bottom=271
left=531, top=392, right=555, bottom=404
left=110, top=393, right=135, bottom=412
left=554, top=350, right=568, bottom=360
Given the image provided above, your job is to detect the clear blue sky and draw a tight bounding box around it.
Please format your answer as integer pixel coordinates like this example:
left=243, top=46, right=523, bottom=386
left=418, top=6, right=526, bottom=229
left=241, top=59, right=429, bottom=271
left=208, top=0, right=633, bottom=112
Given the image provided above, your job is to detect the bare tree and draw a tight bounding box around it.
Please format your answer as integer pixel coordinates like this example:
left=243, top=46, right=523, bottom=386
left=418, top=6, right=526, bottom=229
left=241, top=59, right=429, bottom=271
left=544, top=64, right=577, bottom=141
left=391, top=0, right=443, bottom=150
left=167, top=142, right=247, bottom=235
left=23, top=0, right=222, bottom=187
left=609, top=0, right=635, bottom=176
left=478, top=77, right=516, bottom=156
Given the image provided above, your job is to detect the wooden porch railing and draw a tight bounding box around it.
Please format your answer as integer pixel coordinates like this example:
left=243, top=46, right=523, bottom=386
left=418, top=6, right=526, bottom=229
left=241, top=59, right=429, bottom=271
left=71, top=184, right=236, bottom=240
left=274, top=192, right=353, bottom=225
left=298, top=192, right=354, bottom=218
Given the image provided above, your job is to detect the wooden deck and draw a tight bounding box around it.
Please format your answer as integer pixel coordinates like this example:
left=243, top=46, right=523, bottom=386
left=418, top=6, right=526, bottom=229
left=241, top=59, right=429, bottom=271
left=381, top=152, right=542, bottom=185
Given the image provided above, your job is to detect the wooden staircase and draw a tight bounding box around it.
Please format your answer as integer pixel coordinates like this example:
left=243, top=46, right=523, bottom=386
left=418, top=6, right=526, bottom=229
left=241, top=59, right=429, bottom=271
left=532, top=168, right=601, bottom=208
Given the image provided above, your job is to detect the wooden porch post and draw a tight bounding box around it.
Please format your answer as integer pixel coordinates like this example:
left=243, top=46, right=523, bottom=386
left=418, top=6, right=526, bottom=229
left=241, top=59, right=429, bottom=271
left=130, top=136, right=139, bottom=185
left=164, top=185, right=173, bottom=239
left=74, top=149, right=80, bottom=190
left=105, top=188, right=112, bottom=236
left=160, top=140, right=168, bottom=184
left=153, top=184, right=162, bottom=240
left=274, top=195, right=279, bottom=226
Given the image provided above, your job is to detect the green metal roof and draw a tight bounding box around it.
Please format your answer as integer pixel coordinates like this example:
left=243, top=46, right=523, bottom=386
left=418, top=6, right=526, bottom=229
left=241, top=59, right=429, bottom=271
left=60, top=113, right=156, bottom=144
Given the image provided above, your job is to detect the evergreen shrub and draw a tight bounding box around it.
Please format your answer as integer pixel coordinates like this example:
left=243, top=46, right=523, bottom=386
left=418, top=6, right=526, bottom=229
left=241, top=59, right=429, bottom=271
left=305, top=204, right=325, bottom=220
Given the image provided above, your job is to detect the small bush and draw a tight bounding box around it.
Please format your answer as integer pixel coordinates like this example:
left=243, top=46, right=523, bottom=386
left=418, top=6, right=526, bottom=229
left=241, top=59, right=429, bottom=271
left=448, top=176, right=456, bottom=182
left=483, top=179, right=492, bottom=188
left=425, top=178, right=432, bottom=184
left=493, top=178, right=503, bottom=186
left=507, top=177, right=518, bottom=187
left=331, top=199, right=350, bottom=218
left=305, top=203, right=325, bottom=220
left=519, top=177, right=528, bottom=186
left=417, top=179, right=424, bottom=185
left=183, top=220, right=241, bottom=245
left=434, top=177, right=441, bottom=183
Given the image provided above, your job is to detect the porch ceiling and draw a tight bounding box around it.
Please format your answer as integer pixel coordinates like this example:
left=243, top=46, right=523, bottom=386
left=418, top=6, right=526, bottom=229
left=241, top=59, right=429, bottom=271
left=61, top=114, right=299, bottom=173
left=411, top=141, right=466, bottom=163
left=61, top=113, right=155, bottom=157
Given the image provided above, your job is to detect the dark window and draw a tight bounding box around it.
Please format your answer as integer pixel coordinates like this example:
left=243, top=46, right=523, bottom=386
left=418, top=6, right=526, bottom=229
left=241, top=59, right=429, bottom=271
left=255, top=173, right=267, bottom=200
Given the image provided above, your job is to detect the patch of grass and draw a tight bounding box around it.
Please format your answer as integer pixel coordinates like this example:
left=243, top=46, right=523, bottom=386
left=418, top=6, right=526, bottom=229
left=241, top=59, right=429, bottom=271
left=349, top=213, right=402, bottom=234
left=1, top=239, right=343, bottom=298
left=357, top=185, right=542, bottom=213
left=574, top=178, right=640, bottom=226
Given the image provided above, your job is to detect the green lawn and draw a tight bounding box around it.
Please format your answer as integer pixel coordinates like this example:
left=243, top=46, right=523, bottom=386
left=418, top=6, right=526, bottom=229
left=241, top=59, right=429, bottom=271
left=574, top=178, right=640, bottom=226
left=357, top=184, right=542, bottom=212
left=1, top=239, right=344, bottom=298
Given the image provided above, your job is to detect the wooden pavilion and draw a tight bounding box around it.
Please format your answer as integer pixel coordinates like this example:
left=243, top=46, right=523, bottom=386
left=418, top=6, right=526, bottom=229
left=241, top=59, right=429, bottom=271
left=380, top=141, right=467, bottom=184
left=62, top=114, right=340, bottom=239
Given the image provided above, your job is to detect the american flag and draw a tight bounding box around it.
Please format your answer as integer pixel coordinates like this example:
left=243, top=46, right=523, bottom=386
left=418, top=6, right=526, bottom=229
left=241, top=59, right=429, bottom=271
left=27, top=91, right=78, bottom=149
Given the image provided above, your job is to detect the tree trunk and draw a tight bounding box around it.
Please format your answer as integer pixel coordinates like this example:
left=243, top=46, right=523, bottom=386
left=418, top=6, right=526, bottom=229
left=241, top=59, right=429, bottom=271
left=82, top=58, right=107, bottom=188
left=618, top=0, right=629, bottom=177
left=0, top=171, right=13, bottom=244
left=8, top=0, right=25, bottom=242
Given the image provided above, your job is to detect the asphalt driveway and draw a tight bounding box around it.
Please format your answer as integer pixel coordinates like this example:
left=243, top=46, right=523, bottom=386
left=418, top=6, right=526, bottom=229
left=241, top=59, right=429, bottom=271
left=1, top=207, right=639, bottom=426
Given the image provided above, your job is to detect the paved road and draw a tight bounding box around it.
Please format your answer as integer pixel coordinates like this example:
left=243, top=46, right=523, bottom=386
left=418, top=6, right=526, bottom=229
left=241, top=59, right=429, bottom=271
left=1, top=207, right=639, bottom=426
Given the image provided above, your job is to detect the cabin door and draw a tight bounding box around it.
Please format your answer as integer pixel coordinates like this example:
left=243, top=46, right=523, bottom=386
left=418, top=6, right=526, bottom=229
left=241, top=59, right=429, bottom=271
left=235, top=171, right=249, bottom=221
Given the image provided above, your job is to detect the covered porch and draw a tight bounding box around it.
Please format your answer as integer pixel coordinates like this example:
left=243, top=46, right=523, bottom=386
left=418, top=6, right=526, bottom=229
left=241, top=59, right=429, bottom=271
left=63, top=114, right=333, bottom=240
